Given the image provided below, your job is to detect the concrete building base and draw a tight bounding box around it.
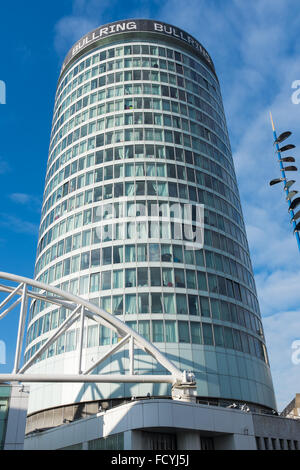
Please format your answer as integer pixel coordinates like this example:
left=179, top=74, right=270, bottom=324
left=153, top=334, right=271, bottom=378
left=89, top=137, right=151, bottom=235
left=23, top=399, right=300, bottom=450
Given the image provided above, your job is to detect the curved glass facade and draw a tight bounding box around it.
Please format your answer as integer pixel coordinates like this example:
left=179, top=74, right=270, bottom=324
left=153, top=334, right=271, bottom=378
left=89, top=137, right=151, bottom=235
left=24, top=20, right=276, bottom=415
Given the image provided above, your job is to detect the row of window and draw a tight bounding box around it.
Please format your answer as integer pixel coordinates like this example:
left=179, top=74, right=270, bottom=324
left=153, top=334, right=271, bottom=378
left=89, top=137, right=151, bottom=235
left=36, top=222, right=253, bottom=288
left=56, top=47, right=220, bottom=112
left=46, top=100, right=227, bottom=191
left=49, top=84, right=231, bottom=161
left=39, top=183, right=243, bottom=253
left=25, top=318, right=266, bottom=366
left=48, top=94, right=232, bottom=177
left=51, top=103, right=229, bottom=165
left=45, top=143, right=238, bottom=214
left=38, top=198, right=251, bottom=273
left=43, top=160, right=241, bottom=224
left=35, top=256, right=258, bottom=314
left=37, top=202, right=248, bottom=270
left=52, top=66, right=224, bottom=145
left=29, top=289, right=261, bottom=337
left=56, top=42, right=219, bottom=113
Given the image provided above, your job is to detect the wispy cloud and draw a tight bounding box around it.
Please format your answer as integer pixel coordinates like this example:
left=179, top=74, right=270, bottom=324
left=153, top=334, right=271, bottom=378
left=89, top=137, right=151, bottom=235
left=8, top=192, right=41, bottom=211
left=54, top=0, right=111, bottom=55
left=0, top=214, right=39, bottom=236
left=0, top=157, right=10, bottom=175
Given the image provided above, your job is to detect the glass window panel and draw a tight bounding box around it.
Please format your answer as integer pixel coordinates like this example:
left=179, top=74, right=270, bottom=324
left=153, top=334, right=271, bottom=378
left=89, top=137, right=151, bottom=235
left=176, top=294, right=188, bottom=314
left=125, top=245, right=136, bottom=262
left=87, top=325, right=98, bottom=347
left=208, top=274, right=218, bottom=294
left=220, top=301, right=231, bottom=322
left=165, top=320, right=177, bottom=342
left=125, top=294, right=136, bottom=314
left=91, top=249, right=100, bottom=266
left=191, top=322, right=202, bottom=344
left=149, top=243, right=160, bottom=261
left=138, top=267, right=148, bottom=287
left=151, top=293, right=163, bottom=313
left=90, top=273, right=100, bottom=292
left=224, top=327, right=234, bottom=349
left=174, top=269, right=185, bottom=288
left=178, top=321, right=189, bottom=343
left=200, top=297, right=210, bottom=317
left=113, top=295, right=123, bottom=315
left=65, top=330, right=76, bottom=352
left=214, top=325, right=224, bottom=347
left=101, top=271, right=111, bottom=290
left=137, top=244, right=147, bottom=261
left=161, top=244, right=172, bottom=262
left=150, top=267, right=161, bottom=286
left=99, top=326, right=111, bottom=345
left=173, top=245, right=183, bottom=263
left=138, top=293, right=149, bottom=314
left=113, top=245, right=123, bottom=264
left=79, top=275, right=89, bottom=294
left=152, top=320, right=164, bottom=342
left=102, top=247, right=112, bottom=265
left=211, top=299, right=221, bottom=319
left=113, top=270, right=123, bottom=289
left=203, top=323, right=214, bottom=345
left=188, top=295, right=199, bottom=315
left=138, top=321, right=150, bottom=341
left=162, top=268, right=174, bottom=287
left=197, top=271, right=207, bottom=291
left=125, top=268, right=136, bottom=287
left=186, top=270, right=196, bottom=289
left=163, top=294, right=176, bottom=314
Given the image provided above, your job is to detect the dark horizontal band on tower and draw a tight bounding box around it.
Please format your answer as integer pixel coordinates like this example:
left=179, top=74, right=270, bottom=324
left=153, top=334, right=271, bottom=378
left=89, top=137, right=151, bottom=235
left=59, top=19, right=216, bottom=81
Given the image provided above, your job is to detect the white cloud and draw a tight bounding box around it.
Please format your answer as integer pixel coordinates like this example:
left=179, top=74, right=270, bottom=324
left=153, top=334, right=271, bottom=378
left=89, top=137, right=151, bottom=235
left=264, top=309, right=300, bottom=410
left=9, top=193, right=41, bottom=208
left=0, top=158, right=10, bottom=175
left=0, top=214, right=39, bottom=235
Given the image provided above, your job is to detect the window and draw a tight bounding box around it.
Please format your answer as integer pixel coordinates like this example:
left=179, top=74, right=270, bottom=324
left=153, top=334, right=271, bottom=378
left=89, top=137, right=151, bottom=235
left=203, top=323, right=213, bottom=345
left=165, top=321, right=177, bottom=342
left=151, top=293, right=163, bottom=313
left=138, top=294, right=149, bottom=313
left=191, top=322, right=202, bottom=344
left=178, top=321, right=189, bottom=343
left=152, top=321, right=164, bottom=342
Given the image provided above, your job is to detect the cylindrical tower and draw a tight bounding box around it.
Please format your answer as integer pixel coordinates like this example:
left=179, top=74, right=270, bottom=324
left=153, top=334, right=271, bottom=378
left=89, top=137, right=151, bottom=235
left=24, top=19, right=276, bottom=429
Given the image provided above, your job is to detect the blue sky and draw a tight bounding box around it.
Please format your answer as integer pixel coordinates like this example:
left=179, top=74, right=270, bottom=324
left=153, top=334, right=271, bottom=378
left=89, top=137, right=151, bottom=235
left=1, top=0, right=300, bottom=410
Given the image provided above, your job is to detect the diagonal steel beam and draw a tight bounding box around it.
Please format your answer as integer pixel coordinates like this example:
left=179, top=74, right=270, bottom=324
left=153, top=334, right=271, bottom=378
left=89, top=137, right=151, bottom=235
left=83, top=334, right=131, bottom=375
left=0, top=282, right=23, bottom=312
left=19, top=304, right=82, bottom=373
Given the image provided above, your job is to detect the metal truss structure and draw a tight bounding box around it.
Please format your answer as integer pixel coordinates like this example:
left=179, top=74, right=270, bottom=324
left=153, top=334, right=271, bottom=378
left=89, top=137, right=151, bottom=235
left=0, top=272, right=196, bottom=401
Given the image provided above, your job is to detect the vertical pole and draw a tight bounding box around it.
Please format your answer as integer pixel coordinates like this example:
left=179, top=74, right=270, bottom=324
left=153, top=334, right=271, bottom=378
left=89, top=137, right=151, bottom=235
left=129, top=336, right=134, bottom=375
left=13, top=284, right=28, bottom=374
left=77, top=306, right=85, bottom=374
left=270, top=112, right=300, bottom=252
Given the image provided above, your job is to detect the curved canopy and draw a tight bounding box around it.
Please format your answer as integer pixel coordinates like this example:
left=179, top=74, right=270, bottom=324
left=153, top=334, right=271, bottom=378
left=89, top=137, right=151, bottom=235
left=0, top=272, right=196, bottom=392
